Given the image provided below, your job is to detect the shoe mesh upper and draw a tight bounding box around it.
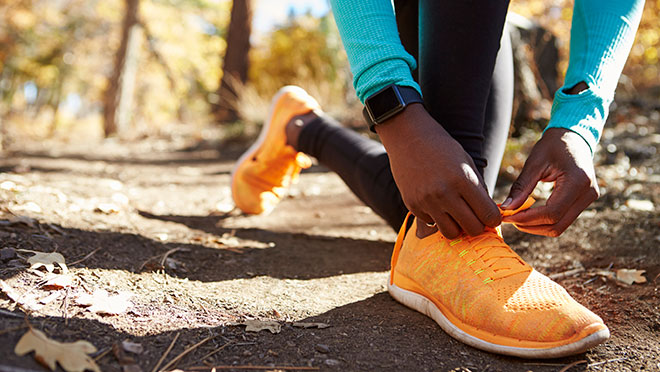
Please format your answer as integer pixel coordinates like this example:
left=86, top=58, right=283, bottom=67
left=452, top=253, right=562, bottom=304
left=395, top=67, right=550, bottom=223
left=391, top=203, right=606, bottom=345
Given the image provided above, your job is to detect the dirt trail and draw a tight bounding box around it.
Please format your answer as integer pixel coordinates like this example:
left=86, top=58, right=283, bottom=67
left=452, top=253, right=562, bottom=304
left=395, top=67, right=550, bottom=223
left=0, top=126, right=659, bottom=372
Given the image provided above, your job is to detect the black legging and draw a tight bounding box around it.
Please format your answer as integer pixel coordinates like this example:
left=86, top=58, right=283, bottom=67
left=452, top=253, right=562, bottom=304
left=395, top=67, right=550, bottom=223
left=297, top=0, right=513, bottom=231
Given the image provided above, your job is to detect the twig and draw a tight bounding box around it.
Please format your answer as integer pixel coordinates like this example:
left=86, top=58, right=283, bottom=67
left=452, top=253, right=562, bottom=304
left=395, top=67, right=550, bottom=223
left=583, top=276, right=599, bottom=285
left=151, top=332, right=180, bottom=372
left=63, top=287, right=70, bottom=326
left=549, top=268, right=585, bottom=280
left=93, top=347, right=113, bottom=362
left=160, top=247, right=186, bottom=266
left=69, top=247, right=103, bottom=266
left=558, top=360, right=587, bottom=372
left=196, top=341, right=233, bottom=363
left=0, top=308, right=25, bottom=319
left=140, top=247, right=186, bottom=271
left=160, top=335, right=213, bottom=372
left=186, top=366, right=319, bottom=371
left=588, top=357, right=628, bottom=367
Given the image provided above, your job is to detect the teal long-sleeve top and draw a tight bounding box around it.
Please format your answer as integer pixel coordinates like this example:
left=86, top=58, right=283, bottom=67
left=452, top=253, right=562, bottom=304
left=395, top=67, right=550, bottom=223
left=329, top=0, right=645, bottom=154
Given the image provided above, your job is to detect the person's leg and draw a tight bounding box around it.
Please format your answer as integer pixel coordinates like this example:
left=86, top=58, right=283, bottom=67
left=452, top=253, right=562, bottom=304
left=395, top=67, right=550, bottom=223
left=285, top=0, right=420, bottom=231
left=287, top=0, right=513, bottom=230
left=290, top=114, right=408, bottom=230
left=418, top=0, right=511, bottom=183
left=482, top=27, right=514, bottom=195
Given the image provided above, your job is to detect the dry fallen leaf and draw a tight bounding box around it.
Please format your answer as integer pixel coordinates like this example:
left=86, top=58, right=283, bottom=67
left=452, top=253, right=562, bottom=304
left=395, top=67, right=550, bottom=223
left=0, top=280, right=44, bottom=311
left=76, top=289, right=132, bottom=315
left=42, top=273, right=74, bottom=290
left=13, top=202, right=43, bottom=213
left=14, top=328, right=100, bottom=372
left=616, top=269, right=647, bottom=285
left=243, top=320, right=281, bottom=334
left=18, top=250, right=68, bottom=273
left=39, top=292, right=61, bottom=305
left=292, top=322, right=331, bottom=329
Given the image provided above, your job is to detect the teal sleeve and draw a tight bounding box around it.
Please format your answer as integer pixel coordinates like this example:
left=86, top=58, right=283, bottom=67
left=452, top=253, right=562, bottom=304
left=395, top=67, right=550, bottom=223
left=545, top=0, right=645, bottom=154
left=329, top=0, right=421, bottom=103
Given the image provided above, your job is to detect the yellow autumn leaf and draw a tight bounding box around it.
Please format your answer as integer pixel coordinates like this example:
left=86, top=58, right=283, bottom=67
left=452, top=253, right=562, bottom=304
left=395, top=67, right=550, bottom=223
left=14, top=328, right=100, bottom=372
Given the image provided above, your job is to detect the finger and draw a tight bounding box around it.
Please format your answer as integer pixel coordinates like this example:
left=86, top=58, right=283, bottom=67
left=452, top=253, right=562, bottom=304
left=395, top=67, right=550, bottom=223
left=502, top=158, right=546, bottom=210
left=410, top=208, right=435, bottom=227
left=433, top=213, right=461, bottom=239
left=459, top=169, right=502, bottom=228
left=512, top=192, right=596, bottom=237
left=446, top=197, right=486, bottom=236
left=508, top=187, right=596, bottom=235
left=503, top=174, right=581, bottom=226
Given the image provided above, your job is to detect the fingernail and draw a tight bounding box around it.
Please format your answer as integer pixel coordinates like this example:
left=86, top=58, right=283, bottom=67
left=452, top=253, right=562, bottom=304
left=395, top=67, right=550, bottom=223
left=501, top=197, right=512, bottom=208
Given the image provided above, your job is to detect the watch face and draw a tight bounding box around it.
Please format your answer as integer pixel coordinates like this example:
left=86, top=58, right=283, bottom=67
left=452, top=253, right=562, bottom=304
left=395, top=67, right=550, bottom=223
left=367, top=86, right=403, bottom=122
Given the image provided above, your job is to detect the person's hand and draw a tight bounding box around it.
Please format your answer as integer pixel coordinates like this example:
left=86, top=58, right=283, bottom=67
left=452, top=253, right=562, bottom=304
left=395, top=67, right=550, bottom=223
left=376, top=103, right=501, bottom=239
left=501, top=128, right=599, bottom=236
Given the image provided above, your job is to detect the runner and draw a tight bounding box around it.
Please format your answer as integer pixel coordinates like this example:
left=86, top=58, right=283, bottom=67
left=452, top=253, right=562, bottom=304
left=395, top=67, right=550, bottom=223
left=231, top=0, right=644, bottom=358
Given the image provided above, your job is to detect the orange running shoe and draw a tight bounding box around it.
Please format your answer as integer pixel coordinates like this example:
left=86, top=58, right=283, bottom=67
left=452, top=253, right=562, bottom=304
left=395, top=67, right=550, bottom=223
left=388, top=199, right=609, bottom=358
left=231, top=86, right=319, bottom=214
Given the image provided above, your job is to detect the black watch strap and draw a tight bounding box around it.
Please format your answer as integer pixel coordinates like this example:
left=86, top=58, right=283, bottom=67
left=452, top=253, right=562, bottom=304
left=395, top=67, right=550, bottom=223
left=363, top=84, right=423, bottom=133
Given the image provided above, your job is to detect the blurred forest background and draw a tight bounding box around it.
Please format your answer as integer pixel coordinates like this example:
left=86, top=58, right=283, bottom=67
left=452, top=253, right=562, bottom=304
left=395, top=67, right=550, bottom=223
left=0, top=0, right=658, bottom=147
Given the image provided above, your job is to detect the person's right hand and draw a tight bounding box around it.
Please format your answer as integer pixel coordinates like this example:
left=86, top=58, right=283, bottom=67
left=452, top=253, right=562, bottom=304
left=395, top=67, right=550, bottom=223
left=376, top=103, right=501, bottom=238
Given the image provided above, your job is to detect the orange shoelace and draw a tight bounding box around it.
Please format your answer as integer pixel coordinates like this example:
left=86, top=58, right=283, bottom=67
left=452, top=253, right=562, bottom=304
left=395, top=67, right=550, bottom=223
left=451, top=197, right=537, bottom=283
left=452, top=231, right=529, bottom=283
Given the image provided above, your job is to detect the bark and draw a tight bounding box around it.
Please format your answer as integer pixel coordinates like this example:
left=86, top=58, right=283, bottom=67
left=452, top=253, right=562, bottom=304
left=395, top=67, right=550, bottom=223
left=103, top=0, right=140, bottom=137
left=214, top=0, right=253, bottom=123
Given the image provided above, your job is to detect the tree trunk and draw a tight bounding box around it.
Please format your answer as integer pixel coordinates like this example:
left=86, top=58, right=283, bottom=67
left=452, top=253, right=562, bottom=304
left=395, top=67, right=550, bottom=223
left=214, top=0, right=253, bottom=123
left=103, top=0, right=140, bottom=137
left=507, top=13, right=560, bottom=135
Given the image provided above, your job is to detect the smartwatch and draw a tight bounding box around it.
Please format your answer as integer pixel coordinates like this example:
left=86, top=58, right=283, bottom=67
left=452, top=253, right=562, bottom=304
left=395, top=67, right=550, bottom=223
left=362, top=84, right=424, bottom=132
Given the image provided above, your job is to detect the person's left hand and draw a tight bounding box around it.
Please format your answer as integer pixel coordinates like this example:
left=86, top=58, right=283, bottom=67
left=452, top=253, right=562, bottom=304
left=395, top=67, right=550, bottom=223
left=500, top=128, right=599, bottom=237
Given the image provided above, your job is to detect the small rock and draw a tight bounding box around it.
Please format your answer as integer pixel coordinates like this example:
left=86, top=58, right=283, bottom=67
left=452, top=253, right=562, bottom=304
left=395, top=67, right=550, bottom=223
left=122, top=340, right=144, bottom=354
left=626, top=199, right=654, bottom=211
left=324, top=359, right=341, bottom=366
left=0, top=247, right=17, bottom=261
left=315, top=344, right=330, bottom=354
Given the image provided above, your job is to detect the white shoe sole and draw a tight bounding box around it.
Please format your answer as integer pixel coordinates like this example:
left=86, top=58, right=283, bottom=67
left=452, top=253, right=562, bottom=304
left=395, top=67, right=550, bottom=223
left=230, top=86, right=313, bottom=214
left=387, top=279, right=610, bottom=358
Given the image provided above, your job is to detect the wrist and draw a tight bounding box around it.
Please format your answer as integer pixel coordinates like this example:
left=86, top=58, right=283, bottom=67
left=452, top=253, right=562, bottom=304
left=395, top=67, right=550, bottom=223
left=376, top=103, right=451, bottom=153
left=542, top=128, right=592, bottom=153
left=376, top=103, right=430, bottom=139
